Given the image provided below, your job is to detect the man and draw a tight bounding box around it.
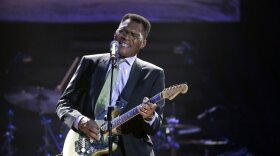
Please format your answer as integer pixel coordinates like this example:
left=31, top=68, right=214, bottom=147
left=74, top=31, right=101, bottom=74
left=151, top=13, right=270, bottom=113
left=56, top=13, right=165, bottom=156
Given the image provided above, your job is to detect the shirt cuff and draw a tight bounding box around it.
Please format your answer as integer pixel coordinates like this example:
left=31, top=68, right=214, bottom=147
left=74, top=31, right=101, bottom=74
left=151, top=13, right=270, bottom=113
left=144, top=112, right=158, bottom=126
left=74, top=115, right=85, bottom=130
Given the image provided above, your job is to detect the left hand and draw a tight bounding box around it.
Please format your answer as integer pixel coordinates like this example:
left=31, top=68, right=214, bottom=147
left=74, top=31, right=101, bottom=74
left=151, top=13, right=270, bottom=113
left=138, top=97, right=157, bottom=120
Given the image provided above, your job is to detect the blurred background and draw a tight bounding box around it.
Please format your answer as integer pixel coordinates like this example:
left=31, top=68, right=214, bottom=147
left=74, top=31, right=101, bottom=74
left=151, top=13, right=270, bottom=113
left=0, top=0, right=279, bottom=155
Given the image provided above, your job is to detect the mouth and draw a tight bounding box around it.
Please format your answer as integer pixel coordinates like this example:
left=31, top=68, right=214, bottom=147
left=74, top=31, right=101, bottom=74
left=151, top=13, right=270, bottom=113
left=119, top=41, right=130, bottom=48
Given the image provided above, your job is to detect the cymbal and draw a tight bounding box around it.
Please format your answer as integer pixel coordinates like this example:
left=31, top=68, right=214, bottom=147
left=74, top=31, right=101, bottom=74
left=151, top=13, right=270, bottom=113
left=4, top=86, right=61, bottom=114
left=162, top=124, right=188, bottom=128
left=161, top=124, right=201, bottom=135
left=179, top=138, right=229, bottom=146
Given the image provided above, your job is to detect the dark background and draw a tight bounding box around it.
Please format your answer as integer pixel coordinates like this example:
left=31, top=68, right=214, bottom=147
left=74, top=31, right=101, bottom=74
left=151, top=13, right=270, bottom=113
left=0, top=1, right=279, bottom=156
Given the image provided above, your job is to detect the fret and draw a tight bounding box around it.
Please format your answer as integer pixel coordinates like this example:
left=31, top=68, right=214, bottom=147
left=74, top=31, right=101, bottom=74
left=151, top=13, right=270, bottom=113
left=149, top=93, right=161, bottom=103
left=102, top=96, right=161, bottom=132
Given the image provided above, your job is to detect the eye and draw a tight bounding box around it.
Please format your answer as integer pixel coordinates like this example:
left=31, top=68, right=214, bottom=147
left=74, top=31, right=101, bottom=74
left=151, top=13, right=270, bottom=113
left=117, top=29, right=143, bottom=40
left=119, top=29, right=128, bottom=34
left=132, top=33, right=141, bottom=39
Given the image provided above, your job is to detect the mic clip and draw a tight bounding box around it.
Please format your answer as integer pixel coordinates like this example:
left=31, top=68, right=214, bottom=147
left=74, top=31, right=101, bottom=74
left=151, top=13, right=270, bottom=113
left=110, top=40, right=119, bottom=60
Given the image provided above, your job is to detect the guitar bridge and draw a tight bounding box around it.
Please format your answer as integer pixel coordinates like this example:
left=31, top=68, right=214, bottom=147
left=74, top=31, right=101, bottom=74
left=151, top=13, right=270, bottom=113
left=74, top=134, right=111, bottom=156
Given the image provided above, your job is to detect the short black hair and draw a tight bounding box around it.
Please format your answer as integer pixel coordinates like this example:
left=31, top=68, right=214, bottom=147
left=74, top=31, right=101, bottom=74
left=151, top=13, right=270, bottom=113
left=121, top=13, right=151, bottom=38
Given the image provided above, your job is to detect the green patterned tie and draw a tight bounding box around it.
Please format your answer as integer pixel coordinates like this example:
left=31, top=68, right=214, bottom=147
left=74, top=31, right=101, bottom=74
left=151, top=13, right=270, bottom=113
left=94, top=58, right=125, bottom=119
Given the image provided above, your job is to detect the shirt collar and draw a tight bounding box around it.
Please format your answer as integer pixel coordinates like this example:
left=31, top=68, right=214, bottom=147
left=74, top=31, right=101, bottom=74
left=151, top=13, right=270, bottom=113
left=116, top=54, right=137, bottom=66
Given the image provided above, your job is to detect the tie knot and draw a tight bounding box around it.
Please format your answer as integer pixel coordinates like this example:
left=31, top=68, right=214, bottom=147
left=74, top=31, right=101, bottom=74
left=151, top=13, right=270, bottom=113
left=116, top=58, right=126, bottom=66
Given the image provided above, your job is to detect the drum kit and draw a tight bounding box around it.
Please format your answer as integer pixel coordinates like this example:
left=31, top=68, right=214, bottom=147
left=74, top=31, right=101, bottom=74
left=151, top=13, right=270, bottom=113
left=1, top=56, right=79, bottom=155
left=2, top=85, right=66, bottom=156
left=151, top=115, right=202, bottom=156
left=151, top=104, right=230, bottom=156
left=152, top=116, right=201, bottom=150
left=4, top=86, right=61, bottom=114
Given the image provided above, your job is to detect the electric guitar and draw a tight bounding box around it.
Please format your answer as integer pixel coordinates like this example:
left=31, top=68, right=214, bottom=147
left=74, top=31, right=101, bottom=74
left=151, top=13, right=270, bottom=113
left=62, top=83, right=188, bottom=156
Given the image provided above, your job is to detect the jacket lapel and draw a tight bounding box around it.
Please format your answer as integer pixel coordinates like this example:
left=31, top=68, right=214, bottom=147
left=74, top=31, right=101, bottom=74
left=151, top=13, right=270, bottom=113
left=96, top=55, right=110, bottom=89
left=120, top=58, right=143, bottom=111
left=91, top=55, right=110, bottom=112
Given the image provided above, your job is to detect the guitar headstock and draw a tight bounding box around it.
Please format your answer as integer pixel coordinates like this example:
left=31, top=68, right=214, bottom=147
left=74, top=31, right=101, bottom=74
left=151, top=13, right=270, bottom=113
left=162, top=83, right=188, bottom=100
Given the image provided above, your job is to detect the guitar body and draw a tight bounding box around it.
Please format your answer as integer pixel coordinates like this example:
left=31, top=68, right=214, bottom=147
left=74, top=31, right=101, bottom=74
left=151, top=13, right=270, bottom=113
left=62, top=129, right=118, bottom=156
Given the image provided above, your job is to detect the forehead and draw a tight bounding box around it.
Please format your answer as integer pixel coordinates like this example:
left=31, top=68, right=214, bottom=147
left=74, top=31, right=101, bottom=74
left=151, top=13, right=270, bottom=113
left=118, top=19, right=145, bottom=33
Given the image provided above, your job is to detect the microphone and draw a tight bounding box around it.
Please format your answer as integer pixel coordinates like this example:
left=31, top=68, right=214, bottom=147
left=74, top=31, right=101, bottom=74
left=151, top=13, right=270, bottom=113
left=110, top=40, right=119, bottom=59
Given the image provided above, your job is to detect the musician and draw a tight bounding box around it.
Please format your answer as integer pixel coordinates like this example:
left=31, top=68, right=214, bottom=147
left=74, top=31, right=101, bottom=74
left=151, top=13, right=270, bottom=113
left=56, top=13, right=165, bottom=156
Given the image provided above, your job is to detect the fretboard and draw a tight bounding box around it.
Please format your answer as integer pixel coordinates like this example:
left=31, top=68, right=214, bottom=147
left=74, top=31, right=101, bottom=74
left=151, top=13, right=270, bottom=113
left=101, top=92, right=162, bottom=132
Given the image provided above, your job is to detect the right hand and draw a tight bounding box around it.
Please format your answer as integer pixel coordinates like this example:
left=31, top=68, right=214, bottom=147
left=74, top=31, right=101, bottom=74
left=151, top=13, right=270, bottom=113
left=78, top=117, right=100, bottom=141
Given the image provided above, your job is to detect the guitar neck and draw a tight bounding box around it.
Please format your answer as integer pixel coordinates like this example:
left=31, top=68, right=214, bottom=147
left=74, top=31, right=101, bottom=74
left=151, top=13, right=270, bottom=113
left=101, top=92, right=163, bottom=132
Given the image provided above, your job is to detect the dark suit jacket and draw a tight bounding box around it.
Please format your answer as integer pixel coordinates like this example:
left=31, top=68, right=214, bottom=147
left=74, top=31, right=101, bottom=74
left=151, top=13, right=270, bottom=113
left=56, top=53, right=165, bottom=156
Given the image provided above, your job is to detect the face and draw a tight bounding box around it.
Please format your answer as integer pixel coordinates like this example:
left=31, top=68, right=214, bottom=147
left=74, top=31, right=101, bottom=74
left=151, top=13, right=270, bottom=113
left=114, top=19, right=147, bottom=58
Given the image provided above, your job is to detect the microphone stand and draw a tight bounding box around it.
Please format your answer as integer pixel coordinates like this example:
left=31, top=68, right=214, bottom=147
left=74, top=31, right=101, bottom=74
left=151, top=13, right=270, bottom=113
left=106, top=53, right=116, bottom=156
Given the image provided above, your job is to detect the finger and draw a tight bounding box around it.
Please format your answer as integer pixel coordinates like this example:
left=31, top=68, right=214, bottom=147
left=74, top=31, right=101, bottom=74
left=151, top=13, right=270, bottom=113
left=144, top=105, right=156, bottom=115
left=139, top=112, right=148, bottom=118
left=139, top=104, right=146, bottom=112
left=146, top=102, right=156, bottom=108
left=88, top=127, right=99, bottom=135
left=138, top=107, right=147, bottom=116
left=143, top=108, right=149, bottom=114
left=89, top=122, right=100, bottom=132
left=86, top=133, right=99, bottom=141
left=140, top=108, right=147, bottom=114
left=142, top=97, right=149, bottom=103
left=79, top=120, right=100, bottom=141
left=143, top=104, right=152, bottom=112
left=85, top=129, right=100, bottom=141
left=88, top=120, right=100, bottom=132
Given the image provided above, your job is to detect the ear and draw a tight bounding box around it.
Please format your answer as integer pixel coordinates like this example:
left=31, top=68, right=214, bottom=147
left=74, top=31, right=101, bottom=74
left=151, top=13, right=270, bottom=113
left=140, top=39, right=147, bottom=49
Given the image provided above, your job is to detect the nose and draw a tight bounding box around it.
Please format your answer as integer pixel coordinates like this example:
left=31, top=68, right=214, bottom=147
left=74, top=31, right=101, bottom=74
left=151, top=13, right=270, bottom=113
left=122, top=33, right=133, bottom=40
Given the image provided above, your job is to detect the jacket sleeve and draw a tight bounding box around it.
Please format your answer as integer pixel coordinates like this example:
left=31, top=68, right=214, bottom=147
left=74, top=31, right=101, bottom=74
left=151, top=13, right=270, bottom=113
left=56, top=56, right=91, bottom=130
left=142, top=69, right=165, bottom=135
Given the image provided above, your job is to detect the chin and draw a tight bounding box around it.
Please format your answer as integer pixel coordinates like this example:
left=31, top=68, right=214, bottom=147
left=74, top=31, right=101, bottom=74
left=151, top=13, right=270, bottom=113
left=118, top=50, right=129, bottom=57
